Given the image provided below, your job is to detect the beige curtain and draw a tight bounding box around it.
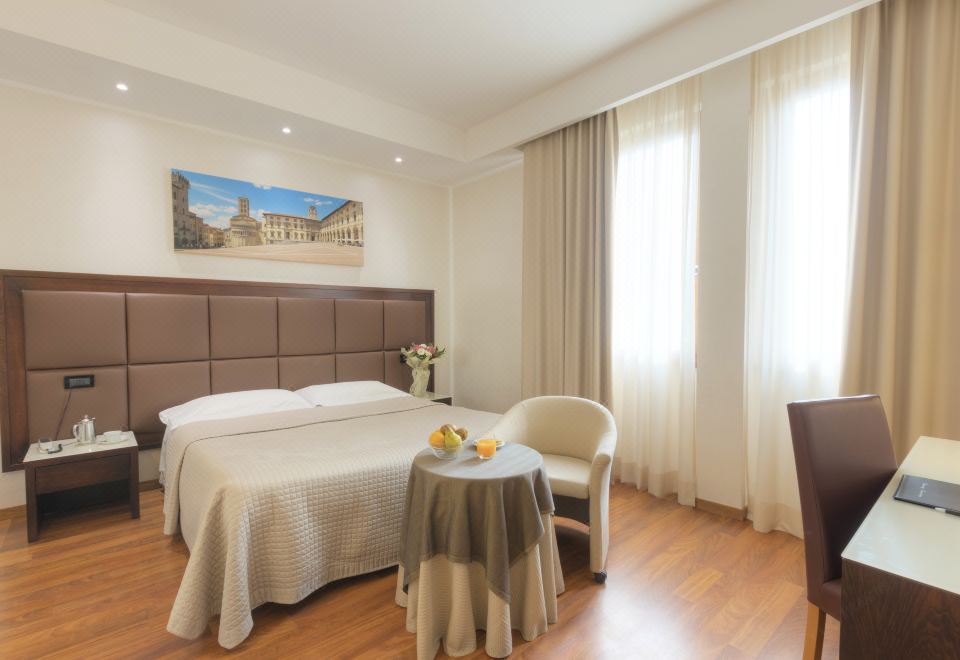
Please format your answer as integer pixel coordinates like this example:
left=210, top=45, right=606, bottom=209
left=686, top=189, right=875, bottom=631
left=520, top=112, right=617, bottom=405
left=843, top=0, right=960, bottom=460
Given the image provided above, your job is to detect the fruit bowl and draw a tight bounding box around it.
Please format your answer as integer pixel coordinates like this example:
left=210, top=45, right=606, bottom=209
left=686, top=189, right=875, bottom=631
left=430, top=444, right=463, bottom=460
left=428, top=424, right=468, bottom=460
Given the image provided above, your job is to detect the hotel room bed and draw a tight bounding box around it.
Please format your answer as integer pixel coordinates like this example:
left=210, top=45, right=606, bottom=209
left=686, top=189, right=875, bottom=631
left=162, top=396, right=500, bottom=649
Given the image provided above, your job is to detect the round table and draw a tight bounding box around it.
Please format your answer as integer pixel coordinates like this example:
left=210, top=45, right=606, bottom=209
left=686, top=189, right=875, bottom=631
left=396, top=443, right=565, bottom=659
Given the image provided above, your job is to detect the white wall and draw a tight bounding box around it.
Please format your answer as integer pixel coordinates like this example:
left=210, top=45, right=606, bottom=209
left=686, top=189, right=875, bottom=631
left=696, top=58, right=752, bottom=510
left=0, top=83, right=452, bottom=508
left=450, top=164, right=524, bottom=413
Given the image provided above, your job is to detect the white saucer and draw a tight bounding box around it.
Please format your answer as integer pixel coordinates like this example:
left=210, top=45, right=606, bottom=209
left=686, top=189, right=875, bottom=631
left=98, top=431, right=129, bottom=444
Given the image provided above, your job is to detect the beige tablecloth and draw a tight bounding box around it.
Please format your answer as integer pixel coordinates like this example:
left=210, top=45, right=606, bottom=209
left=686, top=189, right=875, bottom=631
left=400, top=444, right=554, bottom=601
left=396, top=513, right=564, bottom=659
left=397, top=445, right=563, bottom=658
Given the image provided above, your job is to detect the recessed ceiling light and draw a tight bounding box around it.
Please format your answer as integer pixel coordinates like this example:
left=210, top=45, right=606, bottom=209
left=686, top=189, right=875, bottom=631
left=115, top=82, right=129, bottom=92
left=282, top=127, right=292, bottom=134
left=394, top=156, right=403, bottom=163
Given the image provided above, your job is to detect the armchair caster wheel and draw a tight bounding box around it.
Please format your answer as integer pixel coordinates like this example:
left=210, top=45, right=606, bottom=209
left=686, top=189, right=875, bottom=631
left=594, top=571, right=607, bottom=584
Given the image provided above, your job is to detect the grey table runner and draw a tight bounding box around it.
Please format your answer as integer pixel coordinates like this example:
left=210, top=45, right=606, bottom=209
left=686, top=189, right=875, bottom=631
left=400, top=443, right=554, bottom=602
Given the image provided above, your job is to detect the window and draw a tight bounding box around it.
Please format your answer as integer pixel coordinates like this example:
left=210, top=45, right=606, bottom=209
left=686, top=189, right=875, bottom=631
left=610, top=77, right=700, bottom=504
left=745, top=16, right=853, bottom=534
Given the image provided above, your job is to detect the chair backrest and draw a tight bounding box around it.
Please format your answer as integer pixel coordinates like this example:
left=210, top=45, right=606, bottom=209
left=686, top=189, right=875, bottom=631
left=787, top=395, right=897, bottom=608
left=490, top=396, right=615, bottom=464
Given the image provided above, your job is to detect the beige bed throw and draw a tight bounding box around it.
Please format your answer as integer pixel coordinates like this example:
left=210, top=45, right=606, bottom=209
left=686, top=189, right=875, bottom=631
left=162, top=397, right=499, bottom=649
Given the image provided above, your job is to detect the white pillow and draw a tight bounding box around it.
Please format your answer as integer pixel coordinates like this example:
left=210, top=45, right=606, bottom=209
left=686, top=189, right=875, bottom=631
left=296, top=381, right=410, bottom=407
left=158, top=389, right=311, bottom=430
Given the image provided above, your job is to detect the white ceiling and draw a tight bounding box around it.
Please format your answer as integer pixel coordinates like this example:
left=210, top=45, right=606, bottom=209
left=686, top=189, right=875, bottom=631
left=0, top=29, right=519, bottom=185
left=0, top=0, right=871, bottom=184
left=106, top=0, right=719, bottom=129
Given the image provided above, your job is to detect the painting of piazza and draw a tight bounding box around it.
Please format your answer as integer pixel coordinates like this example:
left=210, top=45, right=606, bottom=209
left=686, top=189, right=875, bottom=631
left=171, top=169, right=364, bottom=266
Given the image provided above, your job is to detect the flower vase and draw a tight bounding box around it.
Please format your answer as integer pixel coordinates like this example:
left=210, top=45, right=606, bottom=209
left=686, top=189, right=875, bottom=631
left=410, top=365, right=430, bottom=398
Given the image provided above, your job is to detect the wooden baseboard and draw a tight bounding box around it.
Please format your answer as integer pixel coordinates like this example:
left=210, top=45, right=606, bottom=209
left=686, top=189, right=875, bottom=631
left=0, top=504, right=26, bottom=521
left=695, top=497, right=746, bottom=521
left=138, top=479, right=161, bottom=492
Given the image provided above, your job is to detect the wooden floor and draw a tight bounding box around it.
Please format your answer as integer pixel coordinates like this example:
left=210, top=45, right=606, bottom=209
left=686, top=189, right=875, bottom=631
left=0, top=484, right=839, bottom=659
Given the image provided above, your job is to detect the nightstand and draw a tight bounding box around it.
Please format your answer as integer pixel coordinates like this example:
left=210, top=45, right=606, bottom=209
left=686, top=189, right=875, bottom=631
left=23, top=434, right=139, bottom=542
left=424, top=391, right=453, bottom=406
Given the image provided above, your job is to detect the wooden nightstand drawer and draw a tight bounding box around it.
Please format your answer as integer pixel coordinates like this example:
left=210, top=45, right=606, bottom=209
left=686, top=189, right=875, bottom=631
left=34, top=454, right=130, bottom=494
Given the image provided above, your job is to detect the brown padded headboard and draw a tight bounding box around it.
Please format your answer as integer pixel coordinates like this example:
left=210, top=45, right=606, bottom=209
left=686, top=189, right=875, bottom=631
left=0, top=270, right=434, bottom=471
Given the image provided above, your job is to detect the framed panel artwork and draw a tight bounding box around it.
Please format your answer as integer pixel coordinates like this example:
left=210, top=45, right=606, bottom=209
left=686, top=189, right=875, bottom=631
left=171, top=168, right=364, bottom=266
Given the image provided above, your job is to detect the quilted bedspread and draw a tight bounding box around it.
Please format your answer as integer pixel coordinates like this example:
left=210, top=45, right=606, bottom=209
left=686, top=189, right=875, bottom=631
left=162, top=397, right=500, bottom=649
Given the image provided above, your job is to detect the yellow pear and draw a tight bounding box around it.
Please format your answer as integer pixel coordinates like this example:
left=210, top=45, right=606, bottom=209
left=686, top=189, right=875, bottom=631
left=443, top=428, right=463, bottom=450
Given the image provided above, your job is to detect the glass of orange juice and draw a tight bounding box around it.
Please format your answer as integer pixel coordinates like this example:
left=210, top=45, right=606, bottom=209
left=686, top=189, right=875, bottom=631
left=476, top=438, right=497, bottom=460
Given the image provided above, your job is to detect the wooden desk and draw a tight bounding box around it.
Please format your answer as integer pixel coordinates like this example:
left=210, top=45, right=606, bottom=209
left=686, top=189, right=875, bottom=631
left=841, top=436, right=960, bottom=658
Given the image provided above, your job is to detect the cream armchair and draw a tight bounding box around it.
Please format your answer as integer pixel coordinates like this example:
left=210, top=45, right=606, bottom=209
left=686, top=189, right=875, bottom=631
left=488, top=396, right=617, bottom=583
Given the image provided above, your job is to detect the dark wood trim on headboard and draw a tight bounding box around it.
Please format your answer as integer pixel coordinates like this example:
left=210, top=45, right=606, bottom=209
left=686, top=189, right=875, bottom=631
left=0, top=270, right=435, bottom=472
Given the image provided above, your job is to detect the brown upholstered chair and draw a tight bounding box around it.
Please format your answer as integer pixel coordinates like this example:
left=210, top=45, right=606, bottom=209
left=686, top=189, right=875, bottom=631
left=787, top=395, right=897, bottom=660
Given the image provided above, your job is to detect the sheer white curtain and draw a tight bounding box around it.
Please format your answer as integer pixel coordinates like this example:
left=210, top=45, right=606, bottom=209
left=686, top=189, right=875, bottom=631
left=612, top=78, right=700, bottom=506
left=745, top=16, right=853, bottom=535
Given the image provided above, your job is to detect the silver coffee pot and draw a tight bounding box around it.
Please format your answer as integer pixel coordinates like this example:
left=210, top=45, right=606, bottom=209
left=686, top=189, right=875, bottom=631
left=73, top=415, right=96, bottom=445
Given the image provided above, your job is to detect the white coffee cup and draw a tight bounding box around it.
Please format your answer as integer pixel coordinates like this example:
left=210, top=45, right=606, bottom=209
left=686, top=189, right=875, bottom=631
left=38, top=437, right=62, bottom=453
